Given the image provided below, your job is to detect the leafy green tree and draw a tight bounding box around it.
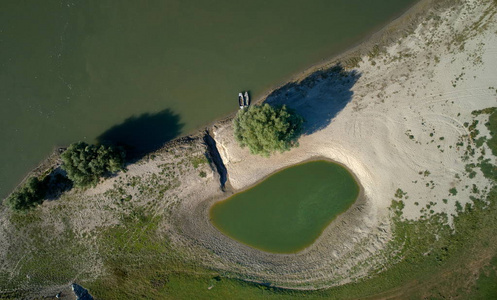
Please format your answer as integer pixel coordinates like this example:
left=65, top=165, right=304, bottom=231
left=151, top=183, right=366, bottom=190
left=5, top=177, right=45, bottom=211
left=61, top=142, right=125, bottom=187
left=233, top=104, right=304, bottom=156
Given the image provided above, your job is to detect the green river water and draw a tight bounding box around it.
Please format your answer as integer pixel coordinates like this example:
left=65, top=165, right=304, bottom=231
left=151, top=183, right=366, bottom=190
left=0, top=0, right=416, bottom=198
left=210, top=160, right=360, bottom=253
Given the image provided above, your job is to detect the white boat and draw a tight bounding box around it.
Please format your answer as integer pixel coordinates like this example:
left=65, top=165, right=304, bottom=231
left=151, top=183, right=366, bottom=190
left=238, top=93, right=244, bottom=109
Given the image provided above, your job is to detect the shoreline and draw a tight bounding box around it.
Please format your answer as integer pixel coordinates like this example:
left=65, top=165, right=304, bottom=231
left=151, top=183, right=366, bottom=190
left=3, top=0, right=432, bottom=202
left=238, top=0, right=439, bottom=108
left=179, top=0, right=434, bottom=138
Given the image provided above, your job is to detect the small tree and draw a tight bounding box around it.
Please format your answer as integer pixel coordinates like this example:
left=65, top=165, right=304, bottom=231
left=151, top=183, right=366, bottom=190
left=61, top=142, right=125, bottom=187
left=233, top=104, right=304, bottom=156
left=5, top=177, right=45, bottom=211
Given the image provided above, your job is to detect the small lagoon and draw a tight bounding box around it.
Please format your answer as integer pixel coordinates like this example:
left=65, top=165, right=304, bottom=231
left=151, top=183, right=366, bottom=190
left=210, top=160, right=360, bottom=253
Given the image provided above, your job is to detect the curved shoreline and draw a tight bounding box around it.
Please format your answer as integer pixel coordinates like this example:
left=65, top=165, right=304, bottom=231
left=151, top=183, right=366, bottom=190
left=5, top=0, right=435, bottom=203
left=208, top=157, right=366, bottom=255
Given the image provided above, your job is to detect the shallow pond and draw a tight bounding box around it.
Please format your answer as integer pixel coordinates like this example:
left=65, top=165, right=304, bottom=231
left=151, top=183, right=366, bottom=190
left=210, top=160, right=360, bottom=253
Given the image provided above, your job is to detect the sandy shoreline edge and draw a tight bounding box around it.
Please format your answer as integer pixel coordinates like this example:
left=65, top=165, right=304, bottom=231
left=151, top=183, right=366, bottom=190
left=3, top=0, right=433, bottom=201
left=176, top=0, right=437, bottom=136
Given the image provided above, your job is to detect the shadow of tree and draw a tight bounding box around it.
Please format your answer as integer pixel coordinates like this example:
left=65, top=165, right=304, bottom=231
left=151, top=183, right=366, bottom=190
left=97, top=108, right=184, bottom=161
left=43, top=167, right=73, bottom=201
left=265, top=64, right=361, bottom=135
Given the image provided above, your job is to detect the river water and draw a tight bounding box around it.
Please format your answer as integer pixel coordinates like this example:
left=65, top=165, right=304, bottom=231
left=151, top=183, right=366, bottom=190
left=0, top=0, right=417, bottom=198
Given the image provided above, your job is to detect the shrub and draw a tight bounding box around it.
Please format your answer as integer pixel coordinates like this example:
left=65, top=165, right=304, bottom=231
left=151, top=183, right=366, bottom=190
left=233, top=104, right=304, bottom=157
left=5, top=177, right=45, bottom=211
left=61, top=142, right=125, bottom=187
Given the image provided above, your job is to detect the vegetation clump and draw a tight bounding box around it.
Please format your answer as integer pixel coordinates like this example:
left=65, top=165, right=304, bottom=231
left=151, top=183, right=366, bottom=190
left=61, top=142, right=125, bottom=187
left=5, top=177, right=46, bottom=211
left=233, top=104, right=304, bottom=157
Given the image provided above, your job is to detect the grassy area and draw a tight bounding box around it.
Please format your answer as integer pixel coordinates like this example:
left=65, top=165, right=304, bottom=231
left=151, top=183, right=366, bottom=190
left=468, top=255, right=497, bottom=299
left=0, top=206, right=95, bottom=299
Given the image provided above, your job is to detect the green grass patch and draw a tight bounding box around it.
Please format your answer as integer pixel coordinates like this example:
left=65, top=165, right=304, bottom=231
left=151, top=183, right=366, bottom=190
left=467, top=255, right=497, bottom=299
left=190, top=155, right=208, bottom=169
left=479, top=159, right=497, bottom=182
left=473, top=107, right=497, bottom=155
left=0, top=209, right=91, bottom=291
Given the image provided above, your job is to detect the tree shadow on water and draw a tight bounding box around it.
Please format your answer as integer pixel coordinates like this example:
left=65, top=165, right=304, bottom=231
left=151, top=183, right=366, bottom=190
left=97, top=108, right=184, bottom=161
left=265, top=64, right=361, bottom=135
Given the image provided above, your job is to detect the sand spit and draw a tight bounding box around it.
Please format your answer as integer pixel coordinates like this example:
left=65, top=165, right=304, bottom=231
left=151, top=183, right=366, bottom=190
left=1, top=0, right=496, bottom=293
left=170, top=0, right=497, bottom=288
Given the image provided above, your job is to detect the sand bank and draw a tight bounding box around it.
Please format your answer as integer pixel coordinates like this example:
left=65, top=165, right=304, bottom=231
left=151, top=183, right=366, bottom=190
left=1, top=0, right=495, bottom=292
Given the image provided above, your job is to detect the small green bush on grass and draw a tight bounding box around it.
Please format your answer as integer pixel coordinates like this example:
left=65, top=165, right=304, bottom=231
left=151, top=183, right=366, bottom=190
left=5, top=177, right=46, bottom=211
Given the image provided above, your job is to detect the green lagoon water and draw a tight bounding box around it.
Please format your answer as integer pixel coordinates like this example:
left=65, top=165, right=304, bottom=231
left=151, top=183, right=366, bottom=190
left=210, top=161, right=360, bottom=253
left=0, top=0, right=416, bottom=198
